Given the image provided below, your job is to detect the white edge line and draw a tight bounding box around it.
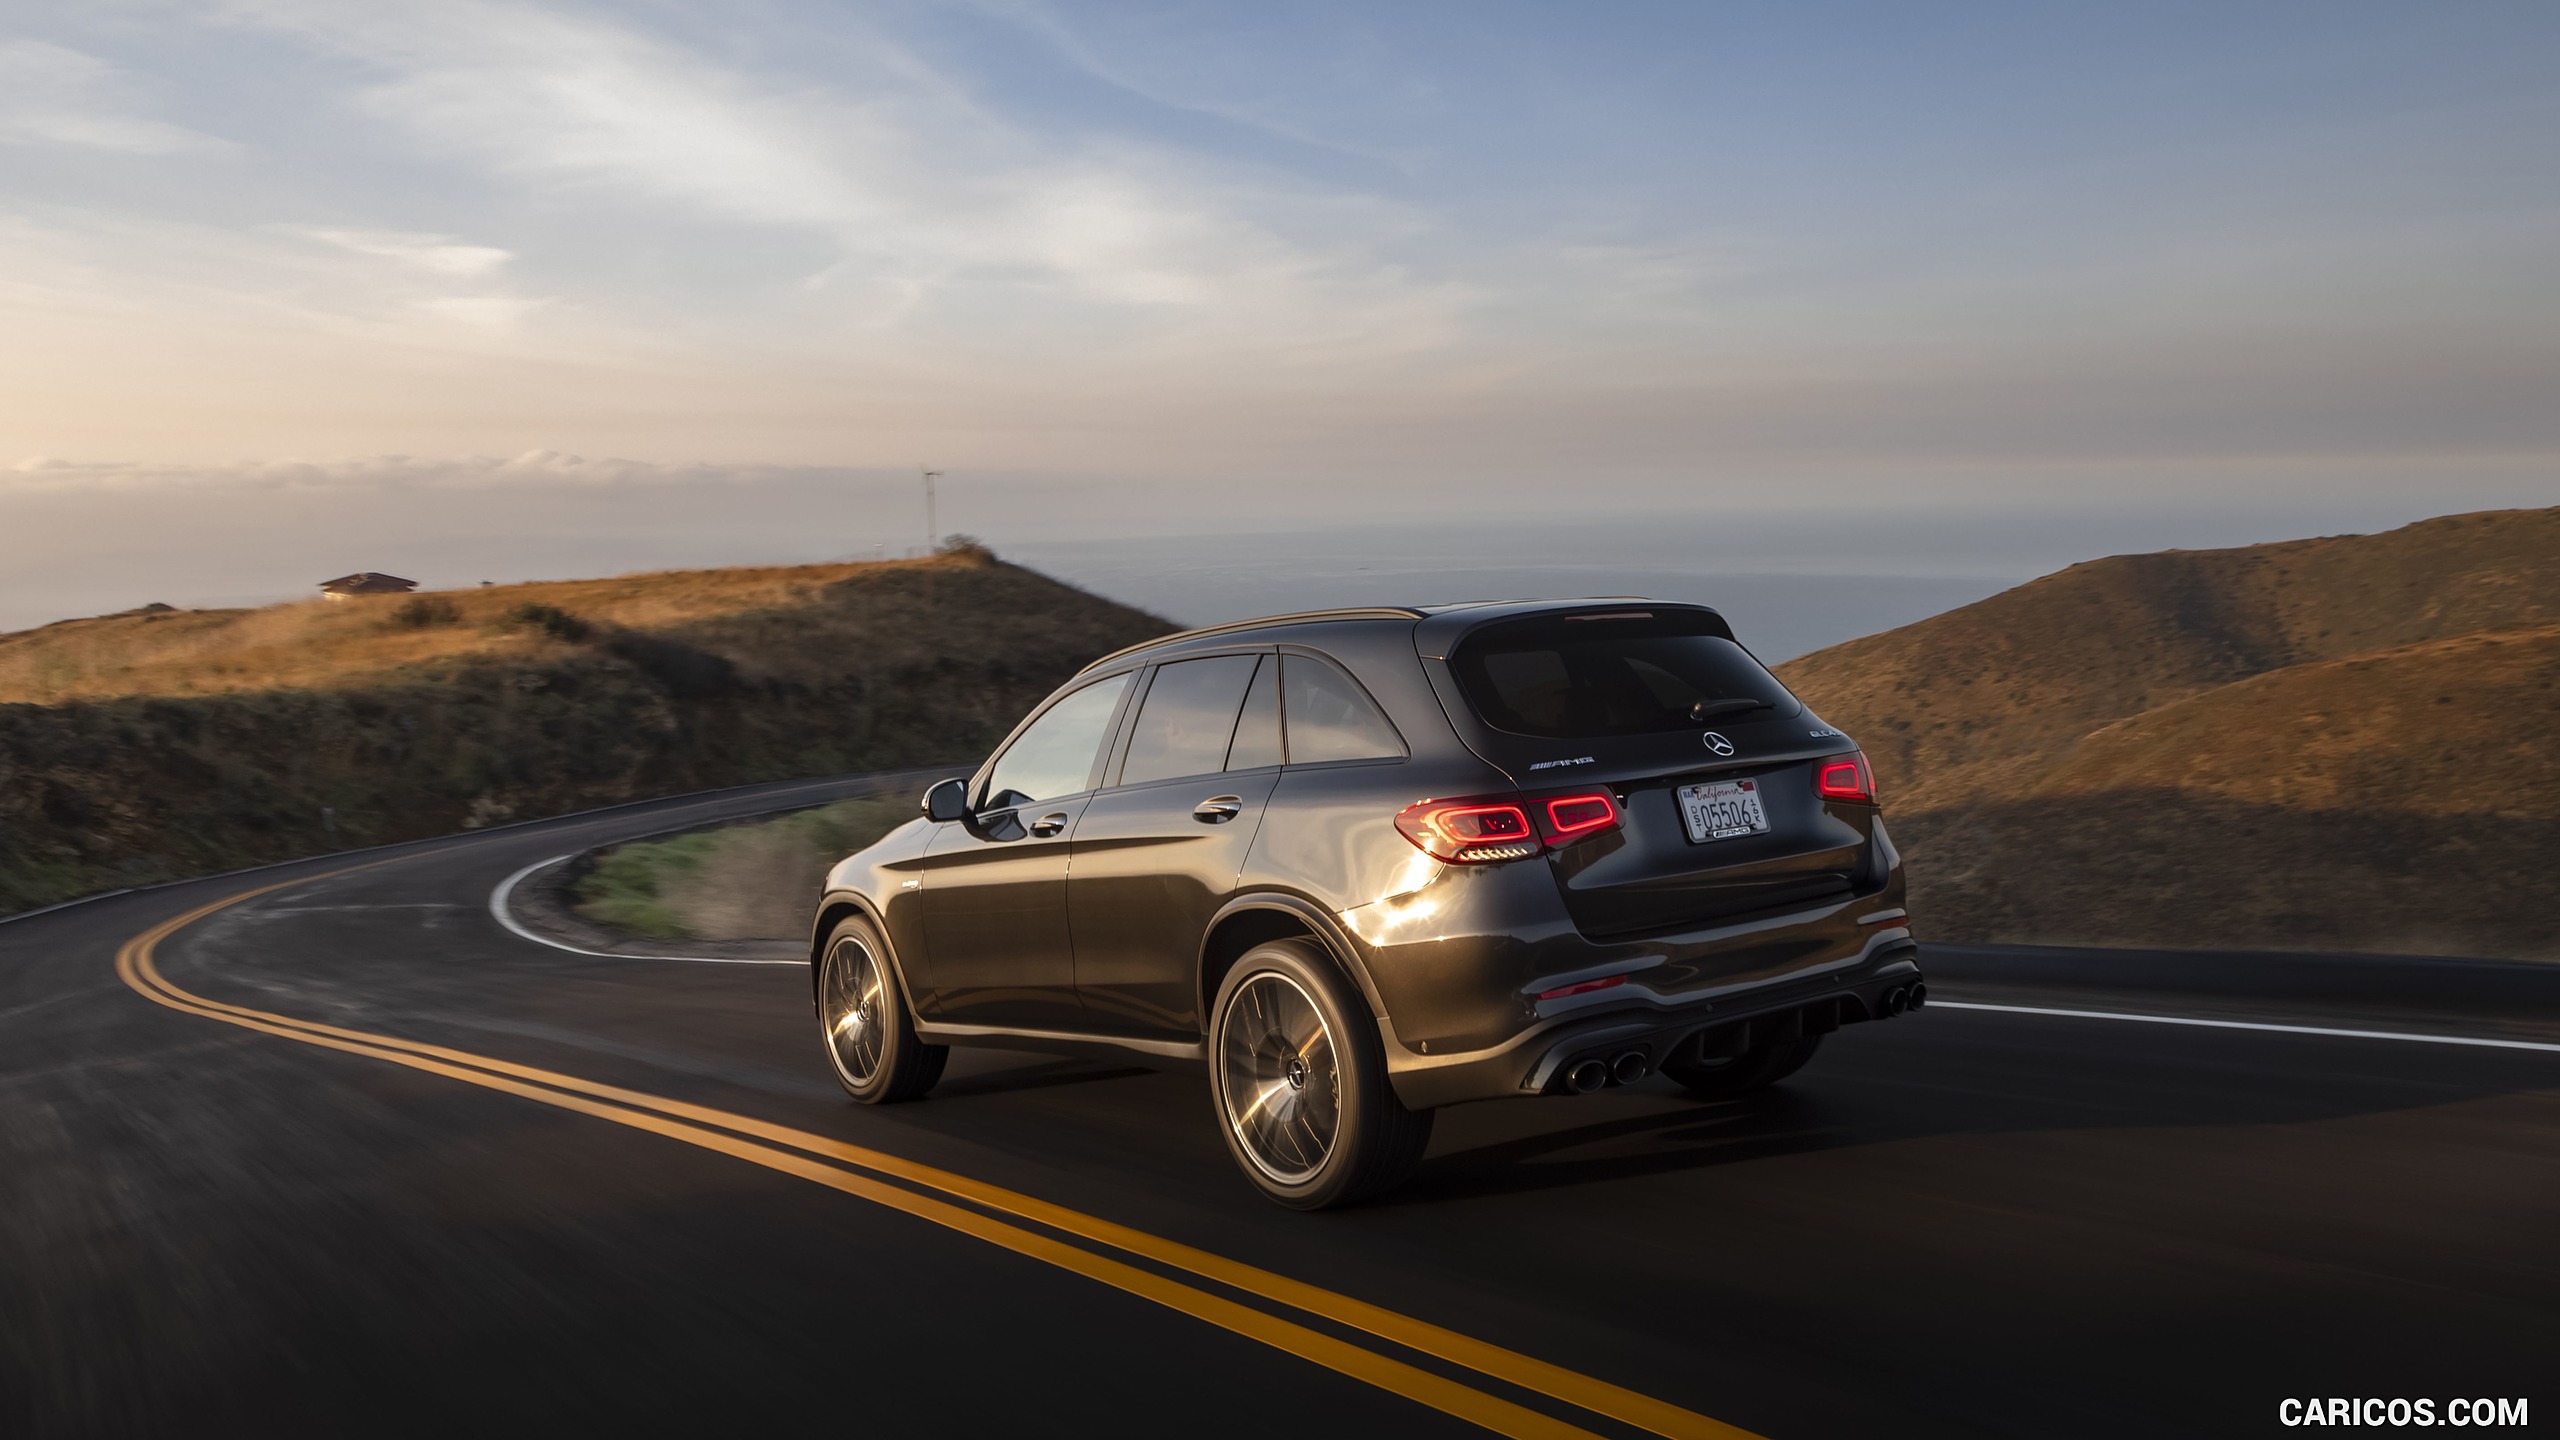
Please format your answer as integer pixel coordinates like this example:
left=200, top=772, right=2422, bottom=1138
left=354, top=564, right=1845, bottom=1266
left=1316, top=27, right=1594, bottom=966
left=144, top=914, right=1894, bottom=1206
left=489, top=855, right=804, bottom=967
left=1931, top=1000, right=2560, bottom=1054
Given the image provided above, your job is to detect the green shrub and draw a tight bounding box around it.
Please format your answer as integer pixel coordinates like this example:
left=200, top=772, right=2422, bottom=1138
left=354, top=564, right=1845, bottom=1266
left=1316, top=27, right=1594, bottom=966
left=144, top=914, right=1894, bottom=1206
left=500, top=602, right=592, bottom=643
left=575, top=795, right=916, bottom=940
left=387, top=595, right=462, bottom=629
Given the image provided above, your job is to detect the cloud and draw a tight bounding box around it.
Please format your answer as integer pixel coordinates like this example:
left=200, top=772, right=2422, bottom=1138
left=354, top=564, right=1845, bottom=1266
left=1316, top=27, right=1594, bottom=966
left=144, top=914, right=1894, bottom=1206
left=297, top=228, right=512, bottom=278
left=0, top=450, right=675, bottom=492
left=216, top=0, right=1466, bottom=351
left=0, top=40, right=229, bottom=154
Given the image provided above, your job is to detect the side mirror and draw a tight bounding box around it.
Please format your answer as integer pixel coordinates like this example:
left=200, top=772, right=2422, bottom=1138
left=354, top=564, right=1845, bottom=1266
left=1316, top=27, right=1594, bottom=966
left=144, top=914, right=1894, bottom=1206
left=922, top=777, right=971, bottom=823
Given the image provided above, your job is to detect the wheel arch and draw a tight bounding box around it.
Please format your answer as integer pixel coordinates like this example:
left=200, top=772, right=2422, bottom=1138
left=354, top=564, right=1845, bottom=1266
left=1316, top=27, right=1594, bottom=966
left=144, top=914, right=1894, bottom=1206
left=810, top=890, right=907, bottom=1012
left=1197, top=893, right=1386, bottom=1034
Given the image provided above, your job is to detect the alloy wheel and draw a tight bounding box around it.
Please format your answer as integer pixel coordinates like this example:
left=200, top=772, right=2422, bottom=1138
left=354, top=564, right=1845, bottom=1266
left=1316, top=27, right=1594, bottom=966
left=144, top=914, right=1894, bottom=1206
left=1217, top=971, right=1340, bottom=1182
left=822, top=938, right=888, bottom=1084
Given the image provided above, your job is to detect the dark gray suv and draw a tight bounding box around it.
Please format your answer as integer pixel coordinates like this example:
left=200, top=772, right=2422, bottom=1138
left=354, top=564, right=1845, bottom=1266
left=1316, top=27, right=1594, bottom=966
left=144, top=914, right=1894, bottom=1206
left=809, top=601, right=1921, bottom=1207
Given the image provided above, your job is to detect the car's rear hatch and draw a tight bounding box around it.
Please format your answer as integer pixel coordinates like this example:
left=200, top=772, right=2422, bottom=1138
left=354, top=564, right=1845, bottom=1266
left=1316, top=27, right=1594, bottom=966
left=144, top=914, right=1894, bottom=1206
left=1416, top=604, right=1872, bottom=939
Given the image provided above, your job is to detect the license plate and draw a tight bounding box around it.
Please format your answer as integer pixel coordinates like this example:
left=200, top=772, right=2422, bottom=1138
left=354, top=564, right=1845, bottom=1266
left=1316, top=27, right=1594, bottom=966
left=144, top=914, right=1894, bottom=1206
left=1677, top=778, right=1770, bottom=843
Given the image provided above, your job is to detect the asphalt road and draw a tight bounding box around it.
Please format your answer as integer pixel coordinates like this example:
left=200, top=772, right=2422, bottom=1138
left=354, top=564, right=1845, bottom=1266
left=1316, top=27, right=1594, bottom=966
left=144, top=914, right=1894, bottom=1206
left=4, top=775, right=2553, bottom=1439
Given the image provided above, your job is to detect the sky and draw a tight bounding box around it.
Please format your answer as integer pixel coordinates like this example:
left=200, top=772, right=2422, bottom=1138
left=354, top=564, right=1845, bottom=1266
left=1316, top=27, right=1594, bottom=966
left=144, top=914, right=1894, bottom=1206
left=2, top=1, right=2555, bottom=643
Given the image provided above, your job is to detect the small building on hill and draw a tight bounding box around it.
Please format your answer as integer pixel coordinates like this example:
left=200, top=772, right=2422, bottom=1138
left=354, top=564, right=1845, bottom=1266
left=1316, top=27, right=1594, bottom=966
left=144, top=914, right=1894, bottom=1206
left=318, top=572, right=418, bottom=601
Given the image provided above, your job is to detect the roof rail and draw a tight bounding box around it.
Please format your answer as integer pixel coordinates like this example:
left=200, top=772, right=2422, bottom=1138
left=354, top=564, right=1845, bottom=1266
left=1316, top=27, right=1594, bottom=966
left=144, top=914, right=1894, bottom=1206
left=1077, top=607, right=1427, bottom=674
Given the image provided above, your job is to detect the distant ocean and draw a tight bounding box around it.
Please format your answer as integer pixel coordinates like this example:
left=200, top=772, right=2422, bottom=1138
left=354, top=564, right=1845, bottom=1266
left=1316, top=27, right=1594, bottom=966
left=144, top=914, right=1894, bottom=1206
left=1008, top=520, right=2020, bottom=662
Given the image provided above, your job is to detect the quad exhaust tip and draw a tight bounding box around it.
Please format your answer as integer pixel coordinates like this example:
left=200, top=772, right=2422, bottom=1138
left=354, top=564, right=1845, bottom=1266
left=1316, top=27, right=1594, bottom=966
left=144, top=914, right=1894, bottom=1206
left=1882, top=986, right=1909, bottom=1016
left=1566, top=1060, right=1610, bottom=1093
left=1907, top=981, right=1927, bottom=1010
left=1610, top=1051, right=1649, bottom=1086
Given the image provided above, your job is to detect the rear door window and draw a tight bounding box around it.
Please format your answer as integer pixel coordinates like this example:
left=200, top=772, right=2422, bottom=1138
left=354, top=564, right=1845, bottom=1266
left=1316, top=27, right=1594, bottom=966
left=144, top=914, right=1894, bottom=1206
left=1119, top=655, right=1261, bottom=786
left=1451, top=615, right=1798, bottom=739
left=1282, top=654, right=1405, bottom=764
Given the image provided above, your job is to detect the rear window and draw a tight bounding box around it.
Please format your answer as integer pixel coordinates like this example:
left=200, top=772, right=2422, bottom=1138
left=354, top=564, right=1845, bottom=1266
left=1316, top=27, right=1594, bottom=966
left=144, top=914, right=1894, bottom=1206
left=1450, top=613, right=1798, bottom=739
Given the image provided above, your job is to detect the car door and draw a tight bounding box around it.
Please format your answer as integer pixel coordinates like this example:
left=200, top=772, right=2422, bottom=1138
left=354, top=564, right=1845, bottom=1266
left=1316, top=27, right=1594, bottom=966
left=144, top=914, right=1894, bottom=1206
left=913, top=670, right=1134, bottom=1031
left=1068, top=652, right=1280, bottom=1040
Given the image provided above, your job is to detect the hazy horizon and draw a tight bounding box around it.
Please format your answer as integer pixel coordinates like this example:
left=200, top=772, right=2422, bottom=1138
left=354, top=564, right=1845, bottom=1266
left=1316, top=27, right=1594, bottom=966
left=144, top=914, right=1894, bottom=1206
left=7, top=478, right=2544, bottom=660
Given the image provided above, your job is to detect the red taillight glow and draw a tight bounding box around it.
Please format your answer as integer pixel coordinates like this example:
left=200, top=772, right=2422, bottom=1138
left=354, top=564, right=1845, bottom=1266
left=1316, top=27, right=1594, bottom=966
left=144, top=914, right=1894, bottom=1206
left=1399, top=789, right=1623, bottom=863
left=1395, top=799, right=1539, bottom=863
left=1544, top=793, right=1617, bottom=839
left=1815, top=752, right=1876, bottom=805
left=1536, top=975, right=1626, bottom=1001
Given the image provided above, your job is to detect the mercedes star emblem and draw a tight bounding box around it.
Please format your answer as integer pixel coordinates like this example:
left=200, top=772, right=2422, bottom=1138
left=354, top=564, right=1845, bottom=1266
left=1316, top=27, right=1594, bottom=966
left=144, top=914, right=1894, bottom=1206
left=1702, top=731, right=1737, bottom=756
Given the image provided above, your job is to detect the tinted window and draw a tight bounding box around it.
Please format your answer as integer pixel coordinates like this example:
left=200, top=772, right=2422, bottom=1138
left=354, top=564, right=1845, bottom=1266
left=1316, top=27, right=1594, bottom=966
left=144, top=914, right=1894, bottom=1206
left=1282, top=655, right=1404, bottom=764
left=1225, top=655, right=1283, bottom=771
left=1121, top=655, right=1259, bottom=786
left=1451, top=614, right=1797, bottom=739
left=982, top=673, right=1130, bottom=807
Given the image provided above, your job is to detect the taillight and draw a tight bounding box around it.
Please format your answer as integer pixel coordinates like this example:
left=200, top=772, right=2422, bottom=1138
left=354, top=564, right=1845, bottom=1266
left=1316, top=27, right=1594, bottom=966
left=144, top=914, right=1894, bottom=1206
left=1815, top=752, right=1876, bottom=805
left=1397, top=791, right=1622, bottom=864
left=1395, top=799, right=1540, bottom=863
left=1543, top=793, right=1618, bottom=840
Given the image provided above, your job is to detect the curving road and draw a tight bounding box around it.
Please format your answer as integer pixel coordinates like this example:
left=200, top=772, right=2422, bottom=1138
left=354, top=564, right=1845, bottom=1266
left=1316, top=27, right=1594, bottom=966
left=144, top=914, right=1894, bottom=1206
left=4, top=775, right=2554, bottom=1439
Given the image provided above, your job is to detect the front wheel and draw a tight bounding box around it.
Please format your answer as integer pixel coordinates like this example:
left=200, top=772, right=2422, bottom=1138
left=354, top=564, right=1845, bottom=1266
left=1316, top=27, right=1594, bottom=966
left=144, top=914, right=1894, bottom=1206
left=1209, top=941, right=1432, bottom=1210
left=817, top=915, right=946, bottom=1103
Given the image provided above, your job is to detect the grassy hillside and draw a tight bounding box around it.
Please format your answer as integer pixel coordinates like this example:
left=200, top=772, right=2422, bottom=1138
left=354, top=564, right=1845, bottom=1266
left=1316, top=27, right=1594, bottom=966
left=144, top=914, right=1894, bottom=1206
left=1777, top=508, right=2560, bottom=959
left=0, top=550, right=1170, bottom=915
left=1780, top=507, right=2560, bottom=813
left=575, top=795, right=916, bottom=941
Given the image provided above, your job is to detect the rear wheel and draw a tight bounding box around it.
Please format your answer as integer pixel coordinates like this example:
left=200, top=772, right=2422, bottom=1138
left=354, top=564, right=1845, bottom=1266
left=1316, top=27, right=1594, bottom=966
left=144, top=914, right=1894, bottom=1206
left=1209, top=940, right=1432, bottom=1210
left=818, top=915, right=946, bottom=1103
left=1659, top=1033, right=1824, bottom=1100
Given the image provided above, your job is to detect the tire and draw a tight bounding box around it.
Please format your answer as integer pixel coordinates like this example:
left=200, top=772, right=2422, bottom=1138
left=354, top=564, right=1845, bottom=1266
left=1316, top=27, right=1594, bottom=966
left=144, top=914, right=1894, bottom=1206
left=1208, top=940, right=1433, bottom=1210
left=817, top=914, right=947, bottom=1104
left=1659, top=1033, right=1824, bottom=1101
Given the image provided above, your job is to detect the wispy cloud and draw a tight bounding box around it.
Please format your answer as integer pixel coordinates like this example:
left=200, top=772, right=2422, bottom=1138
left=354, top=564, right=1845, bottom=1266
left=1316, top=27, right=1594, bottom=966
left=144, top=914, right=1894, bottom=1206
left=215, top=0, right=1467, bottom=353
left=5, top=450, right=678, bottom=491
left=0, top=39, right=228, bottom=154
left=296, top=228, right=512, bottom=278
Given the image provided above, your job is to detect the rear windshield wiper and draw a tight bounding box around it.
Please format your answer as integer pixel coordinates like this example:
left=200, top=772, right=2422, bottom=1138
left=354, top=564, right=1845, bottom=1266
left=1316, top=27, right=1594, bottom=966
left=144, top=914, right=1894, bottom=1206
left=1688, top=697, right=1772, bottom=723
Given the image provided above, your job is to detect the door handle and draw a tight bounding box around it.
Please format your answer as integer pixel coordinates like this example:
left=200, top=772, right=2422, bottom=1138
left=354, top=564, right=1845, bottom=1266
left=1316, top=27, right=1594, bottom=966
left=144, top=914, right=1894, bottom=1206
left=1030, top=812, right=1070, bottom=837
left=1193, top=795, right=1244, bottom=824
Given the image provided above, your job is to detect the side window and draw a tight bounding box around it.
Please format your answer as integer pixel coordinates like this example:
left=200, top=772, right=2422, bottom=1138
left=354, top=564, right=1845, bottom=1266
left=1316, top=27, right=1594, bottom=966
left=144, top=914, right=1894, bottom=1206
left=1120, top=655, right=1259, bottom=786
left=1282, top=654, right=1405, bottom=765
left=981, top=673, right=1131, bottom=809
left=1225, top=655, right=1283, bottom=771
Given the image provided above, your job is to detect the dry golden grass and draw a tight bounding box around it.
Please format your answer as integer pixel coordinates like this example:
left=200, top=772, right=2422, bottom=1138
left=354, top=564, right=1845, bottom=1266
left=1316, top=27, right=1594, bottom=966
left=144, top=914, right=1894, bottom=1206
left=0, top=558, right=945, bottom=704
left=2, top=550, right=1172, bottom=917
left=2029, top=622, right=2560, bottom=818
left=1779, top=506, right=2560, bottom=812
left=1775, top=506, right=2560, bottom=957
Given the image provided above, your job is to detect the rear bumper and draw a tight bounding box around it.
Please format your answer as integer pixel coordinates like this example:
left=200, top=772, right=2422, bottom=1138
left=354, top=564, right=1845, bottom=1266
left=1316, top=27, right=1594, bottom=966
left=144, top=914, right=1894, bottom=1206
left=1375, top=926, right=1922, bottom=1109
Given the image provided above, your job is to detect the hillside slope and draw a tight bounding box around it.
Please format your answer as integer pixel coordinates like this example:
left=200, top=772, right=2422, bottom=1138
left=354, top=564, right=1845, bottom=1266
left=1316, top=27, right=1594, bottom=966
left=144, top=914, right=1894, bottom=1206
left=1780, top=507, right=2560, bottom=813
left=0, top=551, right=1170, bottom=915
left=1778, top=507, right=2560, bottom=959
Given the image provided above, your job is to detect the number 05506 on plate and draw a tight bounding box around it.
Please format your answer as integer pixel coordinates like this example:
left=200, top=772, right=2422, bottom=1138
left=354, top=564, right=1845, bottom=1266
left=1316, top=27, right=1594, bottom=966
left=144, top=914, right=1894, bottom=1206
left=1677, top=778, right=1770, bottom=843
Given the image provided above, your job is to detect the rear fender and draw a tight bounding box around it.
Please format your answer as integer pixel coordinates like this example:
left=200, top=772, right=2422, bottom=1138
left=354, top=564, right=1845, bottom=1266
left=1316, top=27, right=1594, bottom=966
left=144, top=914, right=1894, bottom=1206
left=1198, top=893, right=1389, bottom=1028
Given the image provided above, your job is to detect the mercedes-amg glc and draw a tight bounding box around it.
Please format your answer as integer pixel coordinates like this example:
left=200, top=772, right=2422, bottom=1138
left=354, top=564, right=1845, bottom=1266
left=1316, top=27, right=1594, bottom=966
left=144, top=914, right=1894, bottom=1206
left=809, top=601, right=1922, bottom=1208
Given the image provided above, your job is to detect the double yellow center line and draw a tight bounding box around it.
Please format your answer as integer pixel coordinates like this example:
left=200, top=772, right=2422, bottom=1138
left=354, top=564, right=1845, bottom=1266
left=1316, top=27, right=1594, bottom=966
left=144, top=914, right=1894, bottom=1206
left=116, top=870, right=1761, bottom=1440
